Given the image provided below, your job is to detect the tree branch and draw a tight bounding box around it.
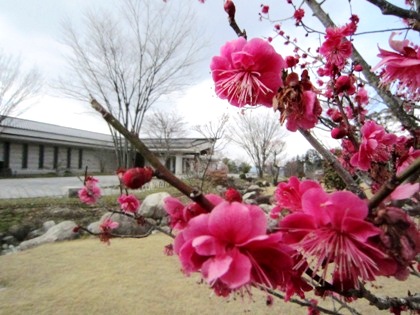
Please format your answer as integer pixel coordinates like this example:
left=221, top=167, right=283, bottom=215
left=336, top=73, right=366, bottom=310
left=364, top=0, right=420, bottom=22
left=90, top=99, right=215, bottom=212
left=298, top=128, right=366, bottom=198
left=368, top=157, right=420, bottom=210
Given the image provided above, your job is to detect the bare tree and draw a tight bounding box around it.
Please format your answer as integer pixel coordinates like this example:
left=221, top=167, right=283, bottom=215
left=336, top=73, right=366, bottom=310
left=0, top=50, right=42, bottom=121
left=143, top=110, right=188, bottom=168
left=193, top=113, right=229, bottom=188
left=227, top=110, right=287, bottom=179
left=58, top=0, right=204, bottom=167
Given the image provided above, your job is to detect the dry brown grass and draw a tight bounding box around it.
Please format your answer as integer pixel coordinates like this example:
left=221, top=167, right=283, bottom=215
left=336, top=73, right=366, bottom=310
left=0, top=234, right=418, bottom=315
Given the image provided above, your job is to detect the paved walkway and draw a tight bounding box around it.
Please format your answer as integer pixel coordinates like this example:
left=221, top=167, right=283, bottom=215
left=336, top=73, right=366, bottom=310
left=0, top=175, right=120, bottom=199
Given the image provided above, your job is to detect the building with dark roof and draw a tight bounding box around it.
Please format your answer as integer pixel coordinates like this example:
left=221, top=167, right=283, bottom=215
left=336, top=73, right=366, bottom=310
left=0, top=116, right=215, bottom=177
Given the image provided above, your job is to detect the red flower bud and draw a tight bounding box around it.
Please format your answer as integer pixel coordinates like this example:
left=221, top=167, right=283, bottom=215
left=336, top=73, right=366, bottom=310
left=353, top=64, right=363, bottom=72
left=331, top=127, right=347, bottom=139
left=224, top=187, right=242, bottom=203
left=122, top=167, right=154, bottom=189
left=261, top=5, right=269, bottom=14
left=224, top=0, right=236, bottom=19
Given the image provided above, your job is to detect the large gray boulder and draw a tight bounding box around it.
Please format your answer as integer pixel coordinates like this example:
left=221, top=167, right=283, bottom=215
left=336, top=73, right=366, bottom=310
left=18, top=221, right=79, bottom=250
left=90, top=212, right=152, bottom=236
left=137, top=192, right=170, bottom=220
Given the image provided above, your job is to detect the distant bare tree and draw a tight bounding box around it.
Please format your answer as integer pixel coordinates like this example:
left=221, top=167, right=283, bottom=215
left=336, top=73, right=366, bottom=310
left=193, top=113, right=229, bottom=188
left=0, top=50, right=42, bottom=121
left=58, top=0, right=203, bottom=167
left=228, top=110, right=287, bottom=179
left=143, top=110, right=188, bottom=167
left=265, top=139, right=287, bottom=184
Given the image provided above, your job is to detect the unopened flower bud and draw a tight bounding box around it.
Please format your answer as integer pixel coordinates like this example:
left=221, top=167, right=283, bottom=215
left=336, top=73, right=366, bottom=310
left=224, top=0, right=236, bottom=19
left=224, top=187, right=242, bottom=203
left=331, top=127, right=347, bottom=139
left=122, top=167, right=154, bottom=189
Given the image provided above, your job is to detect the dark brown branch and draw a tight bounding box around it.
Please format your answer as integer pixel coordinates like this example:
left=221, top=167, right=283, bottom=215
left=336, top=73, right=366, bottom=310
left=365, top=0, right=420, bottom=22
left=368, top=157, right=420, bottom=210
left=299, top=128, right=366, bottom=198
left=228, top=16, right=247, bottom=39
left=303, top=0, right=419, bottom=136
left=349, top=285, right=420, bottom=311
left=90, top=98, right=215, bottom=212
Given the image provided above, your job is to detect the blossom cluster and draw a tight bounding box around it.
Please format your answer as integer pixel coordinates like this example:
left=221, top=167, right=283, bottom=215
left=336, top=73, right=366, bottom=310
left=163, top=179, right=419, bottom=298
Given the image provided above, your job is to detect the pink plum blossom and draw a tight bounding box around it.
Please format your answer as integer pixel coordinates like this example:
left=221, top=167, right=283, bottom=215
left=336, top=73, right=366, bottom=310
left=350, top=120, right=397, bottom=171
left=372, top=32, right=420, bottom=101
left=118, top=194, right=140, bottom=213
left=396, top=147, right=420, bottom=175
left=280, top=188, right=396, bottom=289
left=164, top=194, right=224, bottom=230
left=319, top=27, right=353, bottom=71
left=270, top=176, right=321, bottom=218
left=174, top=201, right=301, bottom=296
left=274, top=71, right=322, bottom=132
left=100, top=218, right=119, bottom=232
left=78, top=177, right=101, bottom=205
left=210, top=37, right=286, bottom=107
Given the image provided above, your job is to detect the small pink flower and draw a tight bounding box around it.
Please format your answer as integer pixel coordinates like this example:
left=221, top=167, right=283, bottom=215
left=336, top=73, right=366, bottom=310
left=280, top=188, right=396, bottom=289
left=372, top=32, right=420, bottom=101
left=350, top=120, right=397, bottom=171
left=118, top=194, right=140, bottom=213
left=100, top=218, right=119, bottom=232
left=274, top=71, right=322, bottom=132
left=334, top=75, right=356, bottom=95
left=174, top=201, right=298, bottom=296
left=319, top=27, right=353, bottom=70
left=270, top=176, right=321, bottom=218
left=354, top=86, right=369, bottom=105
left=396, top=147, right=420, bottom=175
left=293, top=8, right=305, bottom=24
left=78, top=177, right=101, bottom=205
left=211, top=37, right=286, bottom=107
left=164, top=194, right=224, bottom=230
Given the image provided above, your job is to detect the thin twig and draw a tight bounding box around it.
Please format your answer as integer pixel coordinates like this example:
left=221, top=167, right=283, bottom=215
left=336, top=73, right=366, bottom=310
left=90, top=99, right=215, bottom=212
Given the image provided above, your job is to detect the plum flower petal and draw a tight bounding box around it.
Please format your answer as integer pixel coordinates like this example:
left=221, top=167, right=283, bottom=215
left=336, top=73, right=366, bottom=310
left=164, top=194, right=224, bottom=230
left=280, top=188, right=396, bottom=289
left=211, top=37, right=286, bottom=107
left=372, top=32, right=420, bottom=101
left=78, top=177, right=101, bottom=205
left=174, top=201, right=298, bottom=296
left=350, top=120, right=397, bottom=171
left=271, top=176, right=321, bottom=218
left=117, top=194, right=140, bottom=213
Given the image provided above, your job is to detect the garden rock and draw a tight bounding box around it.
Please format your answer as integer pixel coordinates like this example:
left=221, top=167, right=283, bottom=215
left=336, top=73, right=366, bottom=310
left=138, top=192, right=170, bottom=220
left=18, top=221, right=79, bottom=250
left=43, top=220, right=56, bottom=231
left=95, top=212, right=152, bottom=236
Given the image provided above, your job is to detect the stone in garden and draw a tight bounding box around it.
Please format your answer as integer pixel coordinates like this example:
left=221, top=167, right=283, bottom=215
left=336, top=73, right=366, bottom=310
left=18, top=220, right=79, bottom=250
left=97, top=212, right=152, bottom=236
left=43, top=220, right=56, bottom=232
left=138, top=192, right=170, bottom=220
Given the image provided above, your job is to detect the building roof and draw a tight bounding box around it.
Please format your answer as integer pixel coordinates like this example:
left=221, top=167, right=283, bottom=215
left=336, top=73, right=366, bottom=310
left=0, top=116, right=214, bottom=154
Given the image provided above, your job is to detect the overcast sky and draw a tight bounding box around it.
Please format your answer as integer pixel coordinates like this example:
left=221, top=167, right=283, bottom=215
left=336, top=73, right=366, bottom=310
left=0, top=0, right=411, bottom=161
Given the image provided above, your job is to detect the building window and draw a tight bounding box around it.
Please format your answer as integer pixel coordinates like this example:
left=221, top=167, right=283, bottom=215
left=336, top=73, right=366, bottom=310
left=53, top=147, right=59, bottom=169
left=78, top=149, right=83, bottom=169
left=67, top=148, right=71, bottom=169
left=4, top=142, right=10, bottom=168
left=22, top=144, right=28, bottom=169
left=38, top=145, right=44, bottom=169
